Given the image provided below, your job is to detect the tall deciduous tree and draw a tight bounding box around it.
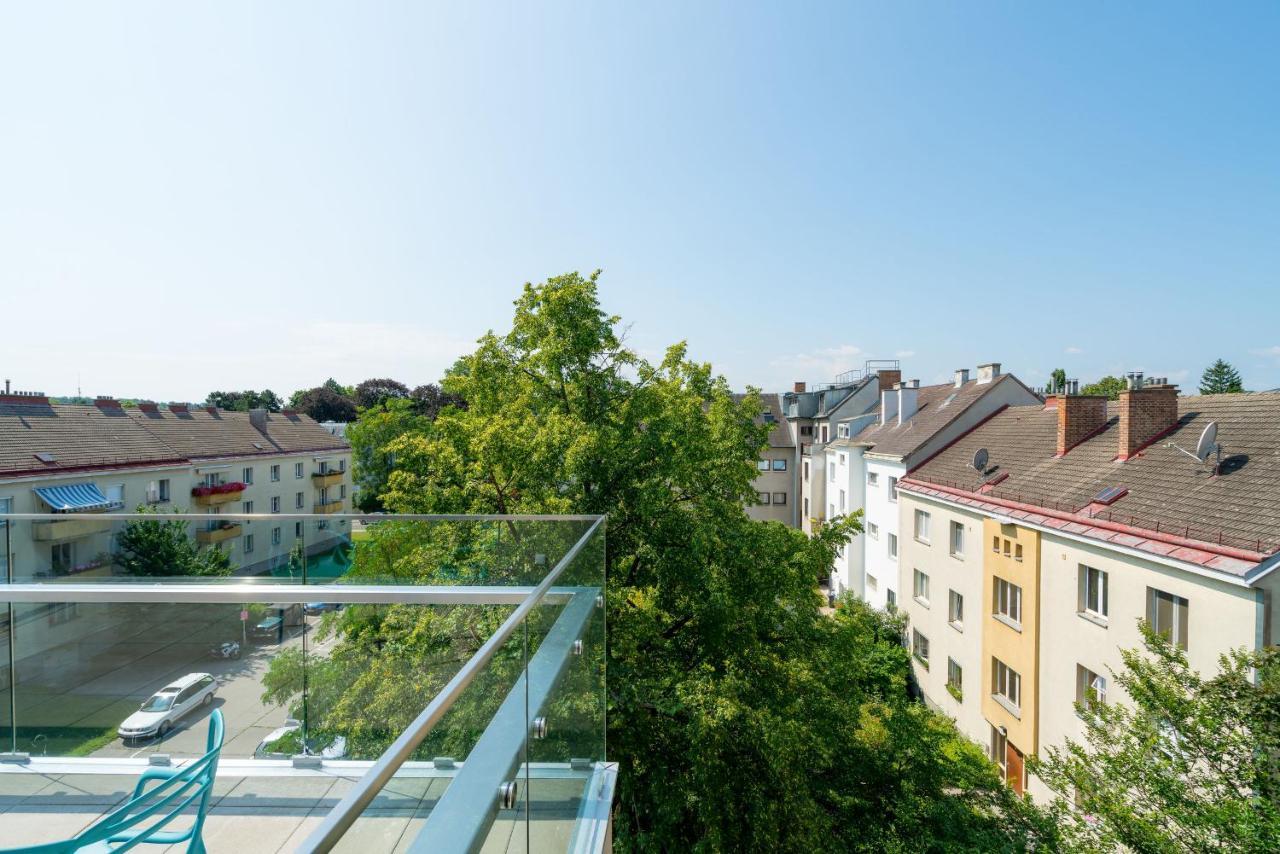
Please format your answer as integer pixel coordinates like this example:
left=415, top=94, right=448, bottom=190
left=1049, top=368, right=1067, bottom=394
left=292, top=386, right=358, bottom=423
left=1199, top=359, right=1245, bottom=394
left=1032, top=625, right=1280, bottom=852
left=115, top=511, right=235, bottom=577
left=354, top=378, right=411, bottom=410
left=280, top=272, right=1053, bottom=850
left=204, top=389, right=283, bottom=412
left=1080, top=375, right=1126, bottom=400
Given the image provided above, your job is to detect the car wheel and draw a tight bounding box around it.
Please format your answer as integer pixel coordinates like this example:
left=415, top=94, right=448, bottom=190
left=203, top=693, right=214, bottom=707
left=158, top=721, right=172, bottom=739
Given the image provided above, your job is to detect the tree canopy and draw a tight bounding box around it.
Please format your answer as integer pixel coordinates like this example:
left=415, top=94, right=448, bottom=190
left=114, top=511, right=235, bottom=577
left=1032, top=625, right=1280, bottom=851
left=204, top=389, right=283, bottom=412
left=1199, top=359, right=1245, bottom=394
left=1080, top=375, right=1126, bottom=399
left=278, top=271, right=1053, bottom=851
left=291, top=386, right=358, bottom=423
left=1048, top=368, right=1067, bottom=394
left=353, top=377, right=411, bottom=409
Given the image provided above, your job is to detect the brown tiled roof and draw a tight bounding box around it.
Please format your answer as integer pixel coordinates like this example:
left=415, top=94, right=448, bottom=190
left=0, top=402, right=186, bottom=477
left=130, top=409, right=349, bottom=460
left=734, top=393, right=794, bottom=449
left=0, top=402, right=349, bottom=479
left=851, top=374, right=1034, bottom=460
left=903, top=393, right=1280, bottom=564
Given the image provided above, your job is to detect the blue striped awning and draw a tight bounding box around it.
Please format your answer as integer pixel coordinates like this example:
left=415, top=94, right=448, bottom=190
left=34, top=483, right=115, bottom=512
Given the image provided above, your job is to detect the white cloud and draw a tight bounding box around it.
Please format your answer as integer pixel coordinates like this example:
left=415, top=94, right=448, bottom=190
left=1064, top=346, right=1084, bottom=355
left=1250, top=346, right=1280, bottom=358
left=895, top=349, right=916, bottom=358
left=769, top=344, right=864, bottom=382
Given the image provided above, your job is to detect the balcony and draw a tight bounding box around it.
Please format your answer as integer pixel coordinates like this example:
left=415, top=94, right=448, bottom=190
left=0, top=512, right=611, bottom=852
left=192, top=482, right=247, bottom=507
left=31, top=516, right=114, bottom=542
left=315, top=498, right=343, bottom=514
left=312, top=470, right=343, bottom=488
left=196, top=521, right=243, bottom=544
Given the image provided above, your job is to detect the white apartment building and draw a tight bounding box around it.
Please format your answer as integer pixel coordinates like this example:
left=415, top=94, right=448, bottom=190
left=0, top=394, right=352, bottom=582
left=827, top=364, right=1040, bottom=608
left=896, top=381, right=1280, bottom=798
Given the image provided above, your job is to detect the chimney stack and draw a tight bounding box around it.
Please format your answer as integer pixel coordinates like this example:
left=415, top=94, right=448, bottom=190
left=169, top=403, right=189, bottom=414
left=138, top=401, right=159, bottom=414
left=249, top=408, right=268, bottom=430
left=793, top=381, right=807, bottom=394
left=1056, top=390, right=1108, bottom=456
left=877, top=368, right=902, bottom=392
left=897, top=379, right=920, bottom=425
left=976, top=362, right=1001, bottom=384
left=94, top=396, right=122, bottom=410
left=880, top=386, right=899, bottom=426
left=1118, top=380, right=1179, bottom=460
left=954, top=368, right=970, bottom=388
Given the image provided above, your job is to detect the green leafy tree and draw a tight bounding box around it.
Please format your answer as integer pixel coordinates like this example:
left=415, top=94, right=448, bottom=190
left=1048, top=368, right=1067, bottom=394
left=1080, top=375, right=1126, bottom=400
left=292, top=386, right=358, bottom=422
left=114, top=510, right=235, bottom=577
left=270, top=272, right=1055, bottom=850
left=409, top=382, right=467, bottom=419
left=204, top=389, right=283, bottom=412
left=346, top=398, right=431, bottom=512
left=353, top=378, right=411, bottom=410
left=1199, top=359, right=1245, bottom=394
left=1032, top=625, right=1280, bottom=852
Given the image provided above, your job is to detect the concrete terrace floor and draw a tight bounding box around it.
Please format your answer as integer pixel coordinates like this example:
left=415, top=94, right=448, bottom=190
left=0, top=766, right=585, bottom=853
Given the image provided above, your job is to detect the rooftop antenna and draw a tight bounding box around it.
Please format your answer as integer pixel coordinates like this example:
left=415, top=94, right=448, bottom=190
left=1167, top=421, right=1222, bottom=474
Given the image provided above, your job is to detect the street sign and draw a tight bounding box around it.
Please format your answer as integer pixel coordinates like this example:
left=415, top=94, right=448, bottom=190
left=240, top=609, right=249, bottom=621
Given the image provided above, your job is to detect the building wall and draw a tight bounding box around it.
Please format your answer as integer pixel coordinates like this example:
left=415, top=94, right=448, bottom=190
left=826, top=446, right=867, bottom=596
left=862, top=457, right=906, bottom=610
left=899, top=494, right=988, bottom=743
left=746, top=450, right=793, bottom=524
left=800, top=451, right=826, bottom=535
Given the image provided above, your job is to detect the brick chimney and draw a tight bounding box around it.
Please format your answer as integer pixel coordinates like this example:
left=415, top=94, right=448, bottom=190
left=793, top=381, right=806, bottom=394
left=1118, top=381, right=1179, bottom=460
left=1056, top=392, right=1108, bottom=456
left=0, top=390, right=49, bottom=406
left=877, top=369, right=902, bottom=392
left=94, top=396, right=123, bottom=410
left=138, top=401, right=160, bottom=414
left=897, top=379, right=920, bottom=425
left=169, top=403, right=189, bottom=414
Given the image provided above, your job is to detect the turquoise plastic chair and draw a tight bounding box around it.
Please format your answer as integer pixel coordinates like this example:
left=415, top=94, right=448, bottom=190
left=3, top=708, right=225, bottom=853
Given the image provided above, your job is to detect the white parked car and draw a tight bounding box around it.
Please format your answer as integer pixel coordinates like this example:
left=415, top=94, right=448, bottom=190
left=118, top=672, right=217, bottom=742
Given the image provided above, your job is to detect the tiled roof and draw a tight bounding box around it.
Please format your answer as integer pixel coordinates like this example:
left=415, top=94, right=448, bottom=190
left=902, top=393, right=1280, bottom=567
left=0, top=402, right=348, bottom=478
left=131, top=409, right=349, bottom=460
left=0, top=402, right=186, bottom=477
left=851, top=374, right=1033, bottom=459
left=734, top=393, right=794, bottom=449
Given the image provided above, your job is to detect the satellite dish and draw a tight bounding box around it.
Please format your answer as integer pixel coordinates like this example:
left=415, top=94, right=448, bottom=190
left=972, top=448, right=989, bottom=472
left=1193, top=422, right=1218, bottom=463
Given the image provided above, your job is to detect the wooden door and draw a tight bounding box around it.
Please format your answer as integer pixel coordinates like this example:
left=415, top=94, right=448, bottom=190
left=1006, top=742, right=1025, bottom=794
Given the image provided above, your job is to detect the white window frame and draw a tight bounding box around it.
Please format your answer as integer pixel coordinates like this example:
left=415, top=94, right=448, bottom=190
left=887, top=533, right=898, bottom=560
left=1079, top=565, right=1109, bottom=621
left=914, top=509, right=930, bottom=543
left=888, top=476, right=898, bottom=502
left=992, top=657, right=1021, bottom=713
left=1147, top=587, right=1189, bottom=650
left=295, top=462, right=304, bottom=479
left=1076, top=664, right=1107, bottom=711
left=912, top=629, right=930, bottom=668
left=913, top=569, right=930, bottom=606
left=949, top=520, right=964, bottom=558
left=867, top=522, right=879, bottom=539
left=270, top=465, right=281, bottom=482
left=242, top=467, right=254, bottom=485
left=948, top=589, right=964, bottom=629
left=296, top=491, right=305, bottom=510
left=244, top=533, right=255, bottom=554
left=271, top=496, right=281, bottom=513
left=867, top=471, right=879, bottom=486
left=993, top=577, right=1022, bottom=628
left=271, top=526, right=281, bottom=546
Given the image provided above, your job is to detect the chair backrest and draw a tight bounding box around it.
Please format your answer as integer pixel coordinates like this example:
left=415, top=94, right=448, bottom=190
left=77, top=708, right=225, bottom=851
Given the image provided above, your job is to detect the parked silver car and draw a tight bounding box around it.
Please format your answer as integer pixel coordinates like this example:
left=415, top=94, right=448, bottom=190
left=117, top=672, right=217, bottom=742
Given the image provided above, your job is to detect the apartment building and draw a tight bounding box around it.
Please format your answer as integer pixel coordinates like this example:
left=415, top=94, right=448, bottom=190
left=832, top=364, right=1041, bottom=606
left=738, top=392, right=796, bottom=525
left=788, top=363, right=900, bottom=535
left=896, top=381, right=1280, bottom=799
left=0, top=393, right=352, bottom=580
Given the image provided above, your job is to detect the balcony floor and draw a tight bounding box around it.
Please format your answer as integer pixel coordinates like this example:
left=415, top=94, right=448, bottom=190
left=0, top=763, right=586, bottom=853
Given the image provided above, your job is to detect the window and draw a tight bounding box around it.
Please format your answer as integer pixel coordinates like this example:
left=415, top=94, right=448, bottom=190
left=803, top=461, right=809, bottom=482
left=914, top=509, right=931, bottom=543
left=772, top=492, right=786, bottom=505
left=913, top=569, right=930, bottom=605
left=295, top=521, right=303, bottom=538
left=912, top=629, right=930, bottom=667
left=1002, top=538, right=1011, bottom=557
left=804, top=498, right=809, bottom=517
left=295, top=491, right=305, bottom=509
left=271, top=526, right=281, bottom=546
left=838, top=453, right=846, bottom=465
left=51, top=542, right=73, bottom=575
left=800, top=425, right=814, bottom=437
left=757, top=460, right=770, bottom=472
left=295, top=462, right=304, bottom=479
left=757, top=492, right=771, bottom=505
left=1079, top=565, right=1109, bottom=620
left=242, top=501, right=254, bottom=514
left=243, top=467, right=254, bottom=485
left=270, top=465, right=281, bottom=482
left=1076, top=665, right=1107, bottom=711
left=947, top=658, right=963, bottom=700
left=339, top=459, right=346, bottom=472
left=992, top=535, right=1000, bottom=553
left=867, top=471, right=879, bottom=486
left=340, top=484, right=347, bottom=500
left=838, top=489, right=846, bottom=512
left=992, top=657, right=1021, bottom=710
left=887, top=533, right=898, bottom=560
left=837, top=424, right=848, bottom=438
left=888, top=476, right=898, bottom=502
left=1147, top=588, right=1189, bottom=650
left=990, top=726, right=1008, bottom=774
left=771, top=459, right=787, bottom=472
left=1014, top=543, right=1023, bottom=562
left=993, top=577, right=1022, bottom=627
left=866, top=573, right=877, bottom=590
left=867, top=522, right=879, bottom=539
left=828, top=503, right=835, bottom=518
left=828, top=462, right=835, bottom=482
left=158, top=479, right=170, bottom=502
left=271, top=496, right=281, bottom=513
left=244, top=534, right=255, bottom=554
left=949, top=521, right=964, bottom=557
left=820, top=425, right=828, bottom=443
left=948, top=590, right=964, bottom=628
left=886, top=589, right=897, bottom=612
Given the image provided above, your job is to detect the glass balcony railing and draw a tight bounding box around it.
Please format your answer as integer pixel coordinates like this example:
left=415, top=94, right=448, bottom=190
left=0, top=512, right=611, bottom=853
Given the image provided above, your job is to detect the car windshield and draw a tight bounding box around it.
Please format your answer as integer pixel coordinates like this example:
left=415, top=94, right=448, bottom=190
left=140, top=693, right=176, bottom=712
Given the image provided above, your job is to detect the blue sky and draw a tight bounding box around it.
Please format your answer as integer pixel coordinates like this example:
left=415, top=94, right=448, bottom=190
left=2, top=2, right=1277, bottom=401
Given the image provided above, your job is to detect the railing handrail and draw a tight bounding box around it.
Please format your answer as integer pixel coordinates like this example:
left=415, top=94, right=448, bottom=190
left=301, top=514, right=605, bottom=852
left=0, top=582, right=584, bottom=606
left=0, top=512, right=605, bottom=522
